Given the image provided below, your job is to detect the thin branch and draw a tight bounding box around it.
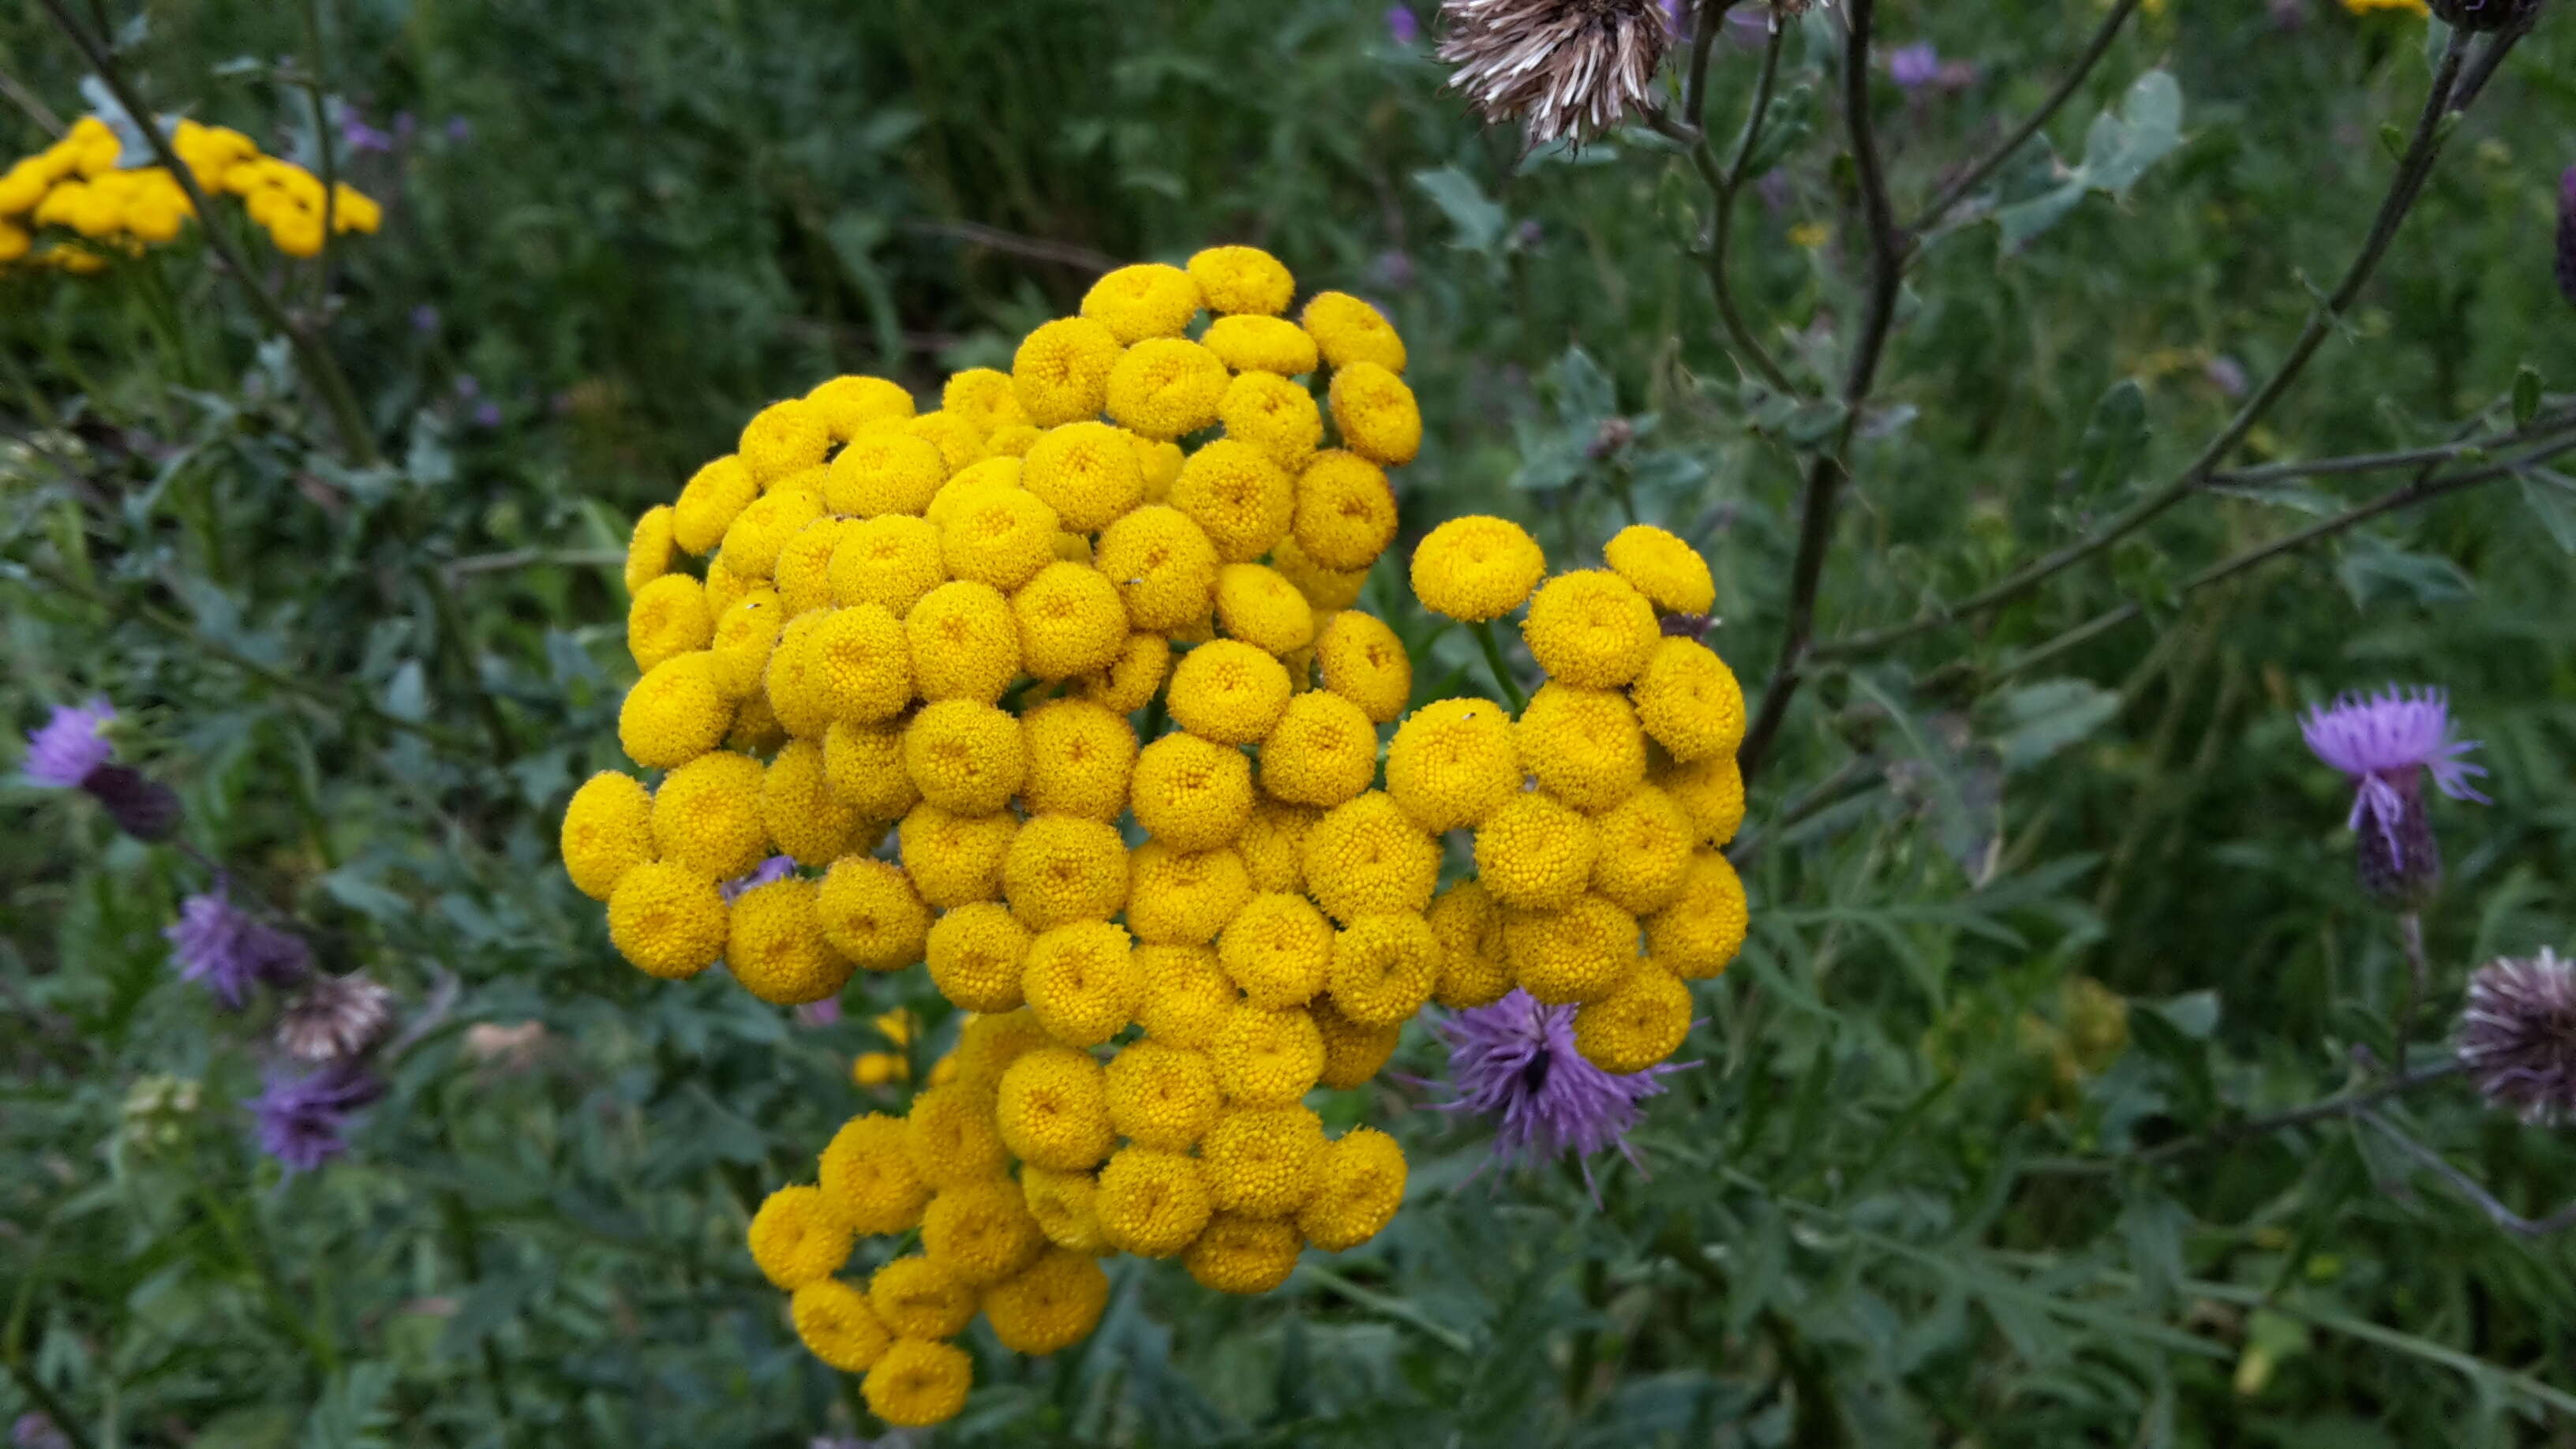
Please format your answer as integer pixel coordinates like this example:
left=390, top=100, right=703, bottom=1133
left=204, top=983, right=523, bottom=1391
left=1907, top=0, right=2144, bottom=239
left=2026, top=1059, right=2466, bottom=1175
left=36, top=0, right=382, bottom=467
left=1817, top=29, right=2495, bottom=665
left=1735, top=0, right=1904, bottom=784
left=900, top=218, right=1119, bottom=275
left=444, top=547, right=624, bottom=581
left=2360, top=1108, right=2576, bottom=1238
left=1679, top=0, right=1742, bottom=132
left=2207, top=415, right=2576, bottom=486
left=0, top=66, right=66, bottom=136
left=1688, top=24, right=1794, bottom=393
left=298, top=0, right=341, bottom=290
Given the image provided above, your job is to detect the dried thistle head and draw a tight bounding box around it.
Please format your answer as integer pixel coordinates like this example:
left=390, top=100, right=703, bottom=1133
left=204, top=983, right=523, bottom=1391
left=1436, top=0, right=1672, bottom=149
left=2459, top=948, right=2576, bottom=1125
left=275, top=973, right=398, bottom=1064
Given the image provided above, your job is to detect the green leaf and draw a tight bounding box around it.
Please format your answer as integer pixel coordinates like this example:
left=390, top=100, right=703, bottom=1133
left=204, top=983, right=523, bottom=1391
left=2079, top=71, right=2185, bottom=197
left=2516, top=471, right=2576, bottom=553
left=1990, top=679, right=2124, bottom=772
left=2514, top=365, right=2544, bottom=429
left=2335, top=538, right=2475, bottom=608
left=2071, top=379, right=2151, bottom=500
left=1412, top=167, right=1507, bottom=256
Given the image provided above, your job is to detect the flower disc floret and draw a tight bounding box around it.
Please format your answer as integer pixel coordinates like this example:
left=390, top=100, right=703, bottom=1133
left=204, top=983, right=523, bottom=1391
left=627, top=573, right=712, bottom=672
left=1189, top=245, right=1296, bottom=316
left=762, top=737, right=870, bottom=865
left=899, top=802, right=1020, bottom=907
left=1604, top=524, right=1716, bottom=616
left=1517, top=683, right=1647, bottom=813
left=1312, top=994, right=1402, bottom=1088
left=1168, top=638, right=1294, bottom=744
left=1219, top=371, right=1324, bottom=471
left=1020, top=1164, right=1109, bottom=1253
left=791, top=1279, right=893, bottom=1373
left=923, top=1178, right=1048, bottom=1286
left=905, top=1083, right=1011, bottom=1185
left=1384, top=698, right=1519, bottom=832
left=907, top=580, right=1024, bottom=703
left=1315, top=611, right=1414, bottom=724
left=821, top=1112, right=932, bottom=1234
left=1301, top=792, right=1440, bottom=925
left=1301, top=291, right=1407, bottom=372
left=1127, top=842, right=1253, bottom=946
left=1215, top=564, right=1318, bottom=656
left=829, top=515, right=947, bottom=615
left=1017, top=698, right=1136, bottom=822
left=1327, top=361, right=1421, bottom=467
left=1012, top=561, right=1129, bottom=680
left=1104, top=1039, right=1223, bottom=1150
left=1522, top=571, right=1659, bottom=688
left=1135, top=944, right=1237, bottom=1049
left=941, top=485, right=1061, bottom=592
left=1107, top=337, right=1230, bottom=440
left=607, top=861, right=728, bottom=979
left=1202, top=1104, right=1327, bottom=1216
left=1022, top=921, right=1142, bottom=1047
left=728, top=878, right=853, bottom=1005
left=805, top=373, right=915, bottom=439
left=1646, top=852, right=1748, bottom=979
left=1022, top=421, right=1146, bottom=530
left=1209, top=1003, right=1326, bottom=1106
left=862, top=1339, right=972, bottom=1429
left=738, top=399, right=832, bottom=486
left=1170, top=440, right=1295, bottom=564
left=1633, top=638, right=1745, bottom=762
left=620, top=653, right=733, bottom=769
left=1410, top=516, right=1544, bottom=623
left=1218, top=892, right=1335, bottom=1007
left=1132, top=733, right=1256, bottom=849
left=1013, top=316, right=1123, bottom=427
left=1003, top=814, right=1131, bottom=930
left=1095, top=1146, right=1211, bottom=1258
left=674, top=456, right=759, bottom=554
left=905, top=699, right=1027, bottom=814
left=1292, top=451, right=1398, bottom=571
left=817, top=857, right=932, bottom=970
left=1574, top=964, right=1692, bottom=1073
left=1427, top=879, right=1514, bottom=1009
left=1297, top=1126, right=1406, bottom=1251
left=869, top=1255, right=975, bottom=1339
left=1260, top=692, right=1380, bottom=808
left=983, top=1248, right=1111, bottom=1356
left=1095, top=505, right=1220, bottom=633
left=1474, top=792, right=1599, bottom=910
left=562, top=771, right=656, bottom=901
left=1082, top=262, right=1204, bottom=343
left=1185, top=1212, right=1302, bottom=1296
left=824, top=720, right=919, bottom=820
left=747, top=1185, right=852, bottom=1289
left=924, top=901, right=1032, bottom=1012
left=996, top=1046, right=1117, bottom=1171
left=1505, top=893, right=1638, bottom=1005
left=1204, top=313, right=1320, bottom=374
left=651, top=751, right=770, bottom=879
left=1327, top=912, right=1440, bottom=1027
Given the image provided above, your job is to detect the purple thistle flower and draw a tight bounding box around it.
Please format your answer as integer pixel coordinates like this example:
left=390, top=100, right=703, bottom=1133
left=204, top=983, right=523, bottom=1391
left=1429, top=990, right=1687, bottom=1194
left=166, top=889, right=312, bottom=1010
left=2555, top=166, right=2575, bottom=310
left=2459, top=948, right=2576, bottom=1125
left=1387, top=4, right=1421, bottom=43
left=1889, top=41, right=1941, bottom=91
left=2300, top=686, right=2487, bottom=905
left=723, top=855, right=799, bottom=903
left=246, top=1060, right=385, bottom=1172
left=22, top=698, right=115, bottom=788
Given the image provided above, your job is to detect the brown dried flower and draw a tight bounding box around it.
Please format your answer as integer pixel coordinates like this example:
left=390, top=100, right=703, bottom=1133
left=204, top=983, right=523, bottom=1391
left=1436, top=0, right=1672, bottom=149
left=275, top=973, right=397, bottom=1064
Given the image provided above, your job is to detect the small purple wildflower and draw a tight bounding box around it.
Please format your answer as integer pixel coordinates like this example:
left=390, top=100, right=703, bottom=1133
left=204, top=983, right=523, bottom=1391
left=2459, top=948, right=2576, bottom=1125
left=2204, top=354, right=2248, bottom=399
left=723, top=856, right=799, bottom=904
left=1429, top=990, right=1687, bottom=1194
left=454, top=373, right=481, bottom=400
left=444, top=114, right=471, bottom=143
left=1754, top=167, right=1792, bottom=214
left=2555, top=166, right=2575, bottom=309
left=23, top=698, right=115, bottom=788
left=410, top=304, right=440, bottom=335
left=166, top=889, right=312, bottom=1010
left=1373, top=249, right=1417, bottom=291
left=1889, top=42, right=1941, bottom=91
left=471, top=400, right=503, bottom=430
left=1386, top=4, right=1420, bottom=44
left=11, top=1414, right=69, bottom=1449
left=1513, top=218, right=1544, bottom=249
left=338, top=107, right=396, bottom=155
left=246, top=1061, right=385, bottom=1172
left=796, top=996, right=844, bottom=1028
left=2300, top=686, right=2487, bottom=905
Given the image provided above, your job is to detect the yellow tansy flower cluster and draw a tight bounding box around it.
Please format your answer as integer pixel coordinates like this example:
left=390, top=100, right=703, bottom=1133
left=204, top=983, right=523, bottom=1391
left=0, top=115, right=380, bottom=273
left=564, top=245, right=1443, bottom=1426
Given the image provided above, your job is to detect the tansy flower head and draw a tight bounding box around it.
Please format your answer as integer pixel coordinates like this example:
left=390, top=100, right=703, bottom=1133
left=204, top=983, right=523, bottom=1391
left=942, top=485, right=1061, bottom=593
left=1632, top=637, right=1745, bottom=762
left=625, top=505, right=676, bottom=593
left=561, top=771, right=657, bottom=902
left=1314, top=611, right=1414, bottom=724
left=1095, top=1145, right=1213, bottom=1257
left=906, top=410, right=991, bottom=476
left=1517, top=683, right=1646, bottom=813
left=1013, top=316, right=1124, bottom=426
left=1097, top=505, right=1221, bottom=633
left=1313, top=993, right=1403, bottom=1088
left=1590, top=785, right=1694, bottom=915
left=1661, top=751, right=1746, bottom=848
left=1185, top=1212, right=1303, bottom=1295
left=1237, top=798, right=1318, bottom=893
left=650, top=751, right=770, bottom=879
left=823, top=718, right=919, bottom=821
left=1202, top=1103, right=1328, bottom=1216
left=1475, top=791, right=1600, bottom=910
left=710, top=591, right=787, bottom=699
left=907, top=579, right=1024, bottom=704
left=905, top=699, right=1027, bottom=815
left=1219, top=370, right=1325, bottom=472
left=1104, top=1039, right=1224, bottom=1150
left=1297, top=1125, right=1407, bottom=1250
left=1327, top=361, right=1423, bottom=467
left=1215, top=564, right=1319, bottom=657
left=1522, top=570, right=1659, bottom=688
left=1209, top=1002, right=1327, bottom=1106
left=925, top=901, right=1032, bottom=1013
left=1082, top=262, right=1204, bottom=343
left=1572, top=961, right=1692, bottom=1074
left=1301, top=792, right=1440, bottom=925
left=1327, top=912, right=1441, bottom=1028
left=1204, top=313, right=1320, bottom=376
left=620, top=653, right=734, bottom=769
left=804, top=373, right=915, bottom=439
left=727, top=877, right=852, bottom=1005
left=762, top=737, right=871, bottom=865
left=821, top=1112, right=932, bottom=1234
left=1386, top=698, right=1521, bottom=832
left=1503, top=886, right=1638, bottom=1006
left=1260, top=691, right=1381, bottom=809
left=1603, top=523, right=1715, bottom=617
left=862, top=1339, right=974, bottom=1428
left=982, top=1247, right=1112, bottom=1356
left=829, top=514, right=946, bottom=615
left=1012, top=560, right=1129, bottom=680
left=1132, top=732, right=1256, bottom=850
left=1021, top=1163, right=1110, bottom=1253
left=607, top=861, right=729, bottom=979
left=1108, top=337, right=1231, bottom=440
left=1643, top=851, right=1748, bottom=979
left=905, top=1083, right=1012, bottom=1186
left=1428, top=879, right=1515, bottom=1009
left=899, top=801, right=1019, bottom=908
left=1301, top=291, right=1408, bottom=373
left=1189, top=245, right=1297, bottom=316
left=826, top=431, right=948, bottom=520
left=1020, top=698, right=1138, bottom=822
left=747, top=1184, right=853, bottom=1290
left=1127, top=841, right=1254, bottom=946
left=816, top=856, right=931, bottom=971
left=1023, top=421, right=1147, bottom=530
left=1170, top=440, right=1296, bottom=564
left=1412, top=515, right=1545, bottom=623
left=1022, top=920, right=1143, bottom=1047
left=1293, top=451, right=1398, bottom=571
left=790, top=1279, right=893, bottom=1373
left=944, top=366, right=1035, bottom=435
left=997, top=1045, right=1118, bottom=1171
left=1134, top=943, right=1239, bottom=1049
left=721, top=483, right=826, bottom=579
left=1219, top=892, right=1336, bottom=1008
left=1170, top=639, right=1294, bottom=744
left=1002, top=814, right=1131, bottom=930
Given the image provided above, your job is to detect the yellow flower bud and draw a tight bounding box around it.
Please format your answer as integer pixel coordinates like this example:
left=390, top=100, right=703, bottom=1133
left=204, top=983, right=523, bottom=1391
left=1409, top=515, right=1544, bottom=623
left=1300, top=291, right=1406, bottom=373
left=650, top=751, right=770, bottom=880
left=747, top=1184, right=852, bottom=1290
left=924, top=900, right=1032, bottom=1013
left=1327, top=361, right=1421, bottom=467
left=861, top=1339, right=972, bottom=1429
left=560, top=770, right=655, bottom=902
left=1188, top=245, right=1296, bottom=317
left=728, top=877, right=853, bottom=1005
left=1603, top=523, right=1716, bottom=617
left=1301, top=792, right=1438, bottom=926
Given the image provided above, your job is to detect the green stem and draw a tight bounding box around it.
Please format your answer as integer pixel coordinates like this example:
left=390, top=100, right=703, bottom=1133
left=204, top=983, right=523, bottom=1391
left=195, top=1187, right=339, bottom=1378
left=1470, top=620, right=1528, bottom=713
left=1907, top=0, right=2144, bottom=239
left=298, top=0, right=340, bottom=291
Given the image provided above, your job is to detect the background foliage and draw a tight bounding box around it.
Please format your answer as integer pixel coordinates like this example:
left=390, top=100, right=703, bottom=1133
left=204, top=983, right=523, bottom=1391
left=6, top=0, right=2576, bottom=1444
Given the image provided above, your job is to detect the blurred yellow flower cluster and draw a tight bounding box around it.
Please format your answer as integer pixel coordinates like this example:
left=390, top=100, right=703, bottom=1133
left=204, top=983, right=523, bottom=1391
left=0, top=114, right=380, bottom=272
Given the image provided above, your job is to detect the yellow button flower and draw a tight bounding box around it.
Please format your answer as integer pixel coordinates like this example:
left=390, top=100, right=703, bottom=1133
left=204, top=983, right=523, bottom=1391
left=1185, top=1211, right=1302, bottom=1296
left=823, top=718, right=920, bottom=820
left=906, top=579, right=1024, bottom=704
left=705, top=557, right=754, bottom=617
left=820, top=1111, right=931, bottom=1234
left=1383, top=698, right=1518, bottom=832
left=1312, top=994, right=1402, bottom=1088
left=905, top=410, right=990, bottom=476
left=721, top=483, right=826, bottom=580
left=1203, top=313, right=1319, bottom=375
left=1646, top=851, right=1748, bottom=979
left=1208, top=1002, right=1325, bottom=1106
left=1301, top=792, right=1439, bottom=925
left=1591, top=785, right=1695, bottom=915
left=747, top=1184, right=852, bottom=1290
left=941, top=485, right=1061, bottom=593
left=1300, top=290, right=1407, bottom=373
left=607, top=861, right=728, bottom=979
left=904, top=1083, right=1012, bottom=1186
left=1473, top=791, right=1598, bottom=910
left=899, top=802, right=1019, bottom=908
left=950, top=1008, right=1056, bottom=1091
left=996, top=1045, right=1116, bottom=1171
left=1107, top=337, right=1230, bottom=441
left=1296, top=1127, right=1406, bottom=1252
left=988, top=422, right=1043, bottom=458
left=862, top=1339, right=972, bottom=1429
left=728, top=877, right=853, bottom=1005
left=738, top=399, right=833, bottom=486
left=674, top=456, right=759, bottom=554
left=1410, top=515, right=1545, bottom=623
left=1217, top=892, right=1334, bottom=1008
left=904, top=699, right=1027, bottom=815
left=1020, top=698, right=1138, bottom=822
left=619, top=653, right=735, bottom=771
left=1131, top=733, right=1255, bottom=850
left=1270, top=536, right=1371, bottom=612
left=983, top=1247, right=1110, bottom=1356
left=1003, top=814, right=1130, bottom=930
left=1082, top=262, right=1204, bottom=343
left=1132, top=432, right=1186, bottom=503
left=1327, top=361, right=1421, bottom=467
left=1095, top=505, right=1220, bottom=633
left=1633, top=638, right=1746, bottom=763
left=1133, top=943, right=1237, bottom=1049
left=787, top=602, right=919, bottom=734
left=1126, top=841, right=1252, bottom=946
left=817, top=857, right=931, bottom=971
left=1022, top=920, right=1141, bottom=1048
left=1080, top=632, right=1172, bottom=714
left=1013, top=316, right=1123, bottom=427
left=1021, top=1163, right=1110, bottom=1254
left=1168, top=638, right=1293, bottom=744
left=1095, top=1145, right=1211, bottom=1258
left=710, top=591, right=786, bottom=699
left=1574, top=962, right=1692, bottom=1073
left=824, top=430, right=945, bottom=519
left=762, top=737, right=870, bottom=866
left=1218, top=371, right=1323, bottom=472
left=773, top=518, right=852, bottom=619
left=625, top=504, right=676, bottom=593
left=650, top=751, right=769, bottom=880
left=790, top=1279, right=892, bottom=1373
left=1427, top=879, right=1513, bottom=1009
left=1516, top=683, right=1647, bottom=813
left=1288, top=451, right=1396, bottom=573
left=829, top=515, right=947, bottom=616
left=1603, top=523, right=1716, bottom=616
left=1170, top=439, right=1295, bottom=564
left=1522, top=570, right=1659, bottom=688
left=1504, top=893, right=1637, bottom=1005
left=1012, top=561, right=1129, bottom=680
left=1202, top=1103, right=1326, bottom=1216
left=1215, top=563, right=1317, bottom=657
left=924, top=901, right=1032, bottom=1013
left=805, top=373, right=915, bottom=440
left=561, top=770, right=655, bottom=901
left=1260, top=691, right=1380, bottom=809
left=1237, top=798, right=1316, bottom=893
left=1661, top=751, right=1746, bottom=848
left=1326, top=912, right=1439, bottom=1027
left=1022, top=421, right=1146, bottom=531
left=1103, top=1039, right=1222, bottom=1151
left=868, top=1254, right=975, bottom=1339
left=1188, top=245, right=1295, bottom=316
left=1313, top=610, right=1413, bottom=723
left=943, top=365, right=1035, bottom=435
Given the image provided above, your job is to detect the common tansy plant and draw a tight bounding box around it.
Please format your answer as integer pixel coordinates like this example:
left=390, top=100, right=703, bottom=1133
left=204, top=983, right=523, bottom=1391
left=560, top=245, right=1748, bottom=1426
left=0, top=114, right=380, bottom=272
